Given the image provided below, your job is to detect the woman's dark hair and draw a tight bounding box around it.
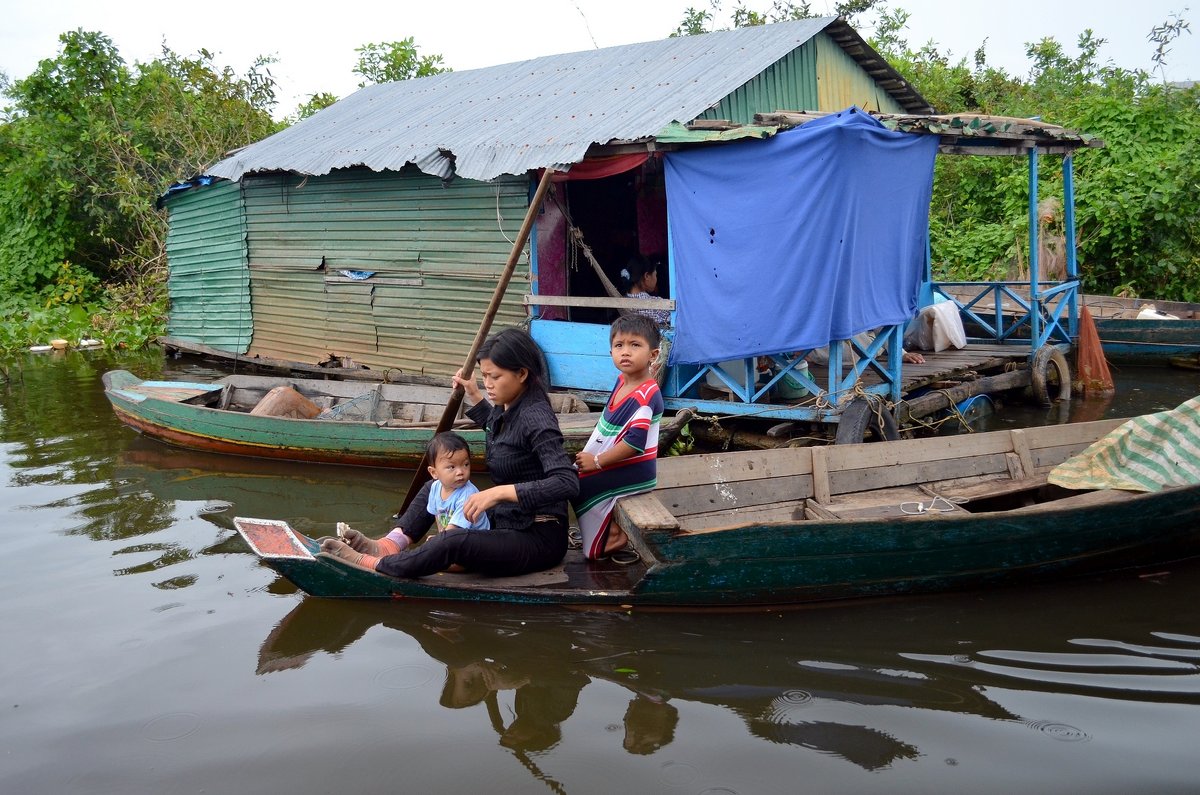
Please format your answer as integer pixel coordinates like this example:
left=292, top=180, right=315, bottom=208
left=427, top=431, right=471, bottom=462
left=619, top=254, right=657, bottom=292
left=476, top=327, right=550, bottom=398
left=610, top=313, right=661, bottom=349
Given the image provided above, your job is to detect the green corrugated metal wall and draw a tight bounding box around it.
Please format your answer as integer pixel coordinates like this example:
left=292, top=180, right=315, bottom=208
left=696, top=33, right=906, bottom=121
left=242, top=167, right=530, bottom=376
left=697, top=40, right=820, bottom=121
left=164, top=180, right=252, bottom=353
left=814, top=32, right=906, bottom=114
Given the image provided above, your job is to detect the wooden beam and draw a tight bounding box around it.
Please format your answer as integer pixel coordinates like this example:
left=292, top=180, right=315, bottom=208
left=895, top=368, right=1030, bottom=423
left=523, top=295, right=675, bottom=310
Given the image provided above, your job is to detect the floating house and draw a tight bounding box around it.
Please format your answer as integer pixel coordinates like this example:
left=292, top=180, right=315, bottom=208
left=163, top=17, right=926, bottom=371
left=162, top=16, right=1094, bottom=439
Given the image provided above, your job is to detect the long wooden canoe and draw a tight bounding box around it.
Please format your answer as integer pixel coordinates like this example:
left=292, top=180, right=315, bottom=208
left=103, top=370, right=598, bottom=469
left=234, top=415, right=1200, bottom=606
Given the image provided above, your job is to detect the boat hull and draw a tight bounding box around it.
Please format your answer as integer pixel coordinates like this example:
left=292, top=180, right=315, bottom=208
left=1094, top=318, right=1200, bottom=360
left=232, top=406, right=1200, bottom=608
left=233, top=483, right=1200, bottom=607
left=104, top=370, right=593, bottom=469
left=626, top=488, right=1200, bottom=606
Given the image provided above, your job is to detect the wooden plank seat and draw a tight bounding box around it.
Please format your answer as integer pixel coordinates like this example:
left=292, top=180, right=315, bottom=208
left=614, top=492, right=680, bottom=532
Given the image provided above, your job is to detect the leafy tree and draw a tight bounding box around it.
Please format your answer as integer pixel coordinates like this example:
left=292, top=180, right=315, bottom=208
left=669, top=3, right=1200, bottom=300
left=671, top=0, right=879, bottom=35
left=0, top=30, right=278, bottom=304
left=353, top=38, right=449, bottom=87
left=876, top=11, right=1200, bottom=300
left=289, top=91, right=339, bottom=123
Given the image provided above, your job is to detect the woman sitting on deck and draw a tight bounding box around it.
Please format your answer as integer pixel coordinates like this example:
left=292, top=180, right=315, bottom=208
left=321, top=328, right=579, bottom=578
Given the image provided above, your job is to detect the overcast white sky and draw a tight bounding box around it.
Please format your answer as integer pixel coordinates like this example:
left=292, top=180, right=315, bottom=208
left=2, top=0, right=1196, bottom=117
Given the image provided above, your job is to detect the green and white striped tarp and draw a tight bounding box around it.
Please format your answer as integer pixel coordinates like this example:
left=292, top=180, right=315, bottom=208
left=1049, top=395, right=1200, bottom=492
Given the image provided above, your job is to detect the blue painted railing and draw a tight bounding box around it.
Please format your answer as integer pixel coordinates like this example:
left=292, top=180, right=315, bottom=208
left=930, top=153, right=1080, bottom=354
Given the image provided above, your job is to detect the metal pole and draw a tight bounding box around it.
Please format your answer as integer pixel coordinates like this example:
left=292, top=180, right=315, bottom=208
left=1063, top=155, right=1079, bottom=339
left=1028, top=147, right=1041, bottom=353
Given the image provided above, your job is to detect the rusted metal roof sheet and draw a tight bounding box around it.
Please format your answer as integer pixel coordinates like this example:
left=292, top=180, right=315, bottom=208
left=755, top=110, right=1103, bottom=155
left=209, top=17, right=929, bottom=183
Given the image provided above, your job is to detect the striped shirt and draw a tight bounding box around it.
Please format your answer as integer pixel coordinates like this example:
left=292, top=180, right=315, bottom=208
left=574, top=376, right=664, bottom=558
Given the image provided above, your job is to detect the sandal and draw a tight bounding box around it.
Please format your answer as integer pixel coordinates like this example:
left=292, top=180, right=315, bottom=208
left=604, top=547, right=642, bottom=566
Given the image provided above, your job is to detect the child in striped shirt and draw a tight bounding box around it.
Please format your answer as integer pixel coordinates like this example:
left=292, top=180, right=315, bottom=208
left=573, top=314, right=665, bottom=560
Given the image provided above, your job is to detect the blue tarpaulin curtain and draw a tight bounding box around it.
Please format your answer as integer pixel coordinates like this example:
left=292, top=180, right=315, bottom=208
left=664, top=108, right=939, bottom=365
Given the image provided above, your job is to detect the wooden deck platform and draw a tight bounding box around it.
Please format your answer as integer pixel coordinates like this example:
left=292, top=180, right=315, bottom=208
left=801, top=342, right=1033, bottom=398
left=681, top=342, right=1038, bottom=434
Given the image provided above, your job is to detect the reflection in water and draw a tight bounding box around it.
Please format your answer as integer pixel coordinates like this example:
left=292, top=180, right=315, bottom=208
left=250, top=558, right=1200, bottom=785
left=114, top=437, right=406, bottom=537
left=905, top=634, right=1200, bottom=695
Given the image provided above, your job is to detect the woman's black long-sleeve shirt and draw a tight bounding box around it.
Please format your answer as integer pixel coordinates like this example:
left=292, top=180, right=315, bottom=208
left=466, top=391, right=578, bottom=529
left=396, top=390, right=579, bottom=541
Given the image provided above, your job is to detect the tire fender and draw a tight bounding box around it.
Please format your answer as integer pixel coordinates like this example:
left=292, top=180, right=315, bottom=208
left=835, top=397, right=900, bottom=444
left=1031, top=346, right=1072, bottom=406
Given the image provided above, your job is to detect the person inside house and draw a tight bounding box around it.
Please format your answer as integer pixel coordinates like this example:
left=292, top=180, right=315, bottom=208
left=321, top=328, right=578, bottom=578
left=620, top=254, right=670, bottom=326
left=806, top=329, right=925, bottom=367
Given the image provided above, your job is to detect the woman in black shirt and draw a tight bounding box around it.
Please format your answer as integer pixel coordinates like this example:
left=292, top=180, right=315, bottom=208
left=321, top=328, right=579, bottom=577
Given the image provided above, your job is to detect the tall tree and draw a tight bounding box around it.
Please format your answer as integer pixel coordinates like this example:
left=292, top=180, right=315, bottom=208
left=0, top=30, right=278, bottom=299
left=671, top=0, right=879, bottom=36
left=353, top=38, right=450, bottom=86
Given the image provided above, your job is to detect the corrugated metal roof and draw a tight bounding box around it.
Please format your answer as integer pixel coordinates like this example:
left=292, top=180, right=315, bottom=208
left=210, top=16, right=926, bottom=183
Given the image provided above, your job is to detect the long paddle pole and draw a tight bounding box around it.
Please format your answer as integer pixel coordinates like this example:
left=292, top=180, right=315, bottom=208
left=397, top=167, right=557, bottom=514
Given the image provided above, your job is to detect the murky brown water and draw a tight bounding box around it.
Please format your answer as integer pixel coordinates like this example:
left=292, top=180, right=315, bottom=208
left=3, top=350, right=1199, bottom=794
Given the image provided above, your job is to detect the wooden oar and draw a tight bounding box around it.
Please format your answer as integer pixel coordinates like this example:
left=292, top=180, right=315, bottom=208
left=397, top=167, right=557, bottom=514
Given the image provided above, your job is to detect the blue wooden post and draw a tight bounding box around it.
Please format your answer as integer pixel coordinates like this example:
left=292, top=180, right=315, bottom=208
left=886, top=324, right=903, bottom=403
left=667, top=210, right=678, bottom=329
left=1062, top=155, right=1079, bottom=339
left=828, top=337, right=845, bottom=403
left=1028, top=148, right=1042, bottom=354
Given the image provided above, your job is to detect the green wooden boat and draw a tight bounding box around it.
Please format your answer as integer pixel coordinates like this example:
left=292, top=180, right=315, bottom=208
left=235, top=415, right=1200, bottom=607
left=103, top=369, right=597, bottom=469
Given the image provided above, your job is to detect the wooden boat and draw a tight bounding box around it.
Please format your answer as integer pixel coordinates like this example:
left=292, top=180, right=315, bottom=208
left=1083, top=294, right=1200, bottom=360
left=103, top=370, right=598, bottom=469
left=234, top=415, right=1200, bottom=606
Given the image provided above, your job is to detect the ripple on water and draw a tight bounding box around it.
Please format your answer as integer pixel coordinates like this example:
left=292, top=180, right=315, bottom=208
left=902, top=631, right=1200, bottom=697
left=143, top=711, right=202, bottom=742
left=1022, top=720, right=1091, bottom=743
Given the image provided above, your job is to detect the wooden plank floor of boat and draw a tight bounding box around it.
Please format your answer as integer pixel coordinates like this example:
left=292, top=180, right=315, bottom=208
left=121, top=381, right=224, bottom=403
left=416, top=549, right=646, bottom=594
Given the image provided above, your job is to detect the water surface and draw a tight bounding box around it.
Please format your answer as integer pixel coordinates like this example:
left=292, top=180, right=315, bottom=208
left=2, top=350, right=1199, bottom=794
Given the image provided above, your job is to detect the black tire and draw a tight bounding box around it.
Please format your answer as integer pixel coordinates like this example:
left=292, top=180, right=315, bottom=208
left=1031, top=346, right=1072, bottom=406
left=835, top=397, right=900, bottom=444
